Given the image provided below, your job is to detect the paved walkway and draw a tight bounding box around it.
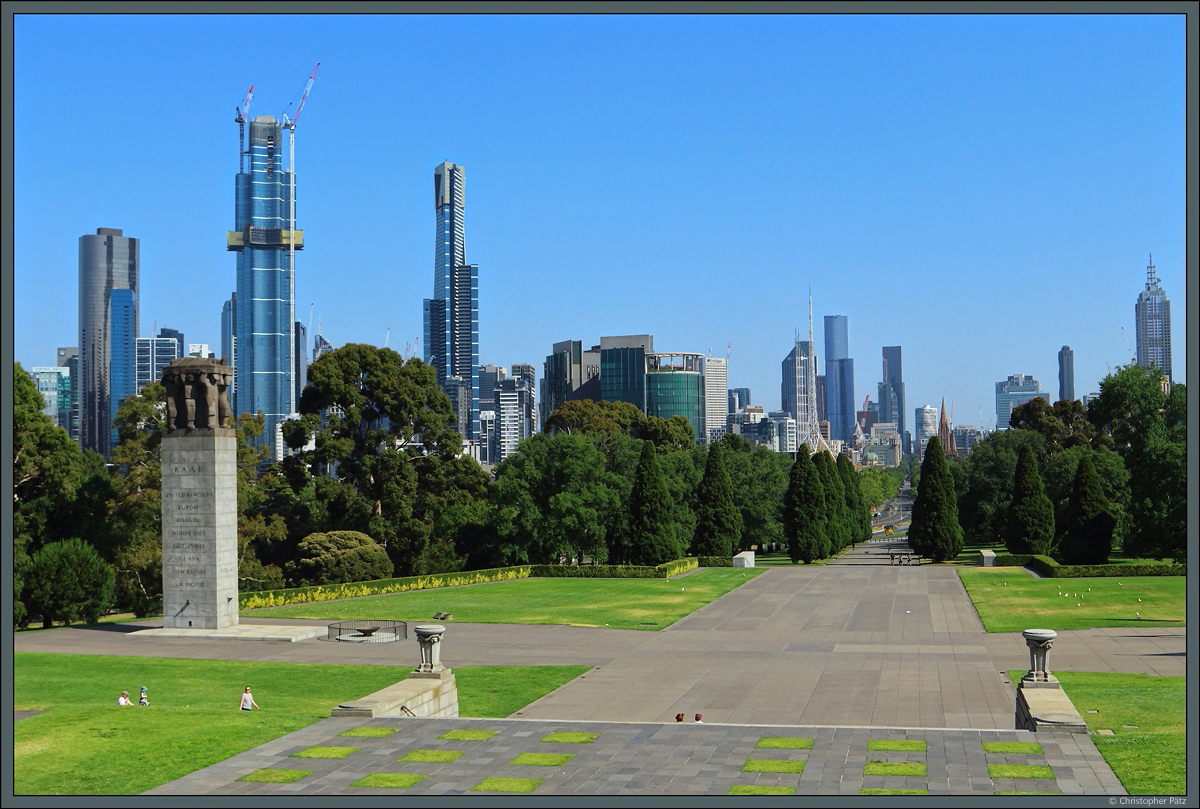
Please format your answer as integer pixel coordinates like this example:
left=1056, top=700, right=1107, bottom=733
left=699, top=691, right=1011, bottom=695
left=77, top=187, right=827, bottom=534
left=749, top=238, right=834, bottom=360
left=16, top=544, right=1178, bottom=795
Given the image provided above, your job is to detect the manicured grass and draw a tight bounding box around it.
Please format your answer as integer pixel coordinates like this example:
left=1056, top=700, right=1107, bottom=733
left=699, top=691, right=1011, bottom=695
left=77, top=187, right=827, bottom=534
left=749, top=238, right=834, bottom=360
left=982, top=741, right=1043, bottom=754
left=248, top=568, right=764, bottom=630
left=860, top=788, right=929, bottom=795
left=454, top=665, right=590, bottom=717
left=987, top=763, right=1054, bottom=779
left=541, top=732, right=599, bottom=744
left=742, top=759, right=806, bottom=773
left=1035, top=671, right=1186, bottom=795
left=399, top=749, right=464, bottom=763
left=868, top=739, right=926, bottom=752
left=958, top=568, right=1185, bottom=632
left=339, top=726, right=396, bottom=738
left=864, top=761, right=927, bottom=776
left=472, top=777, right=543, bottom=793
left=508, top=752, right=574, bottom=766
left=291, top=745, right=360, bottom=759
left=729, top=785, right=796, bottom=795
left=351, top=773, right=427, bottom=789
left=439, top=729, right=497, bottom=741
left=755, top=736, right=814, bottom=749
left=13, top=653, right=587, bottom=795
left=237, top=768, right=312, bottom=783
left=995, top=790, right=1061, bottom=795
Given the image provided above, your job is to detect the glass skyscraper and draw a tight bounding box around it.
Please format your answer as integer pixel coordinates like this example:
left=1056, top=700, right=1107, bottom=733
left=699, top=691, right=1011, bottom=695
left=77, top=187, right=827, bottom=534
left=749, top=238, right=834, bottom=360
left=229, top=115, right=300, bottom=456
left=878, top=346, right=906, bottom=452
left=78, top=227, right=138, bottom=458
left=1134, top=255, right=1171, bottom=383
left=1058, top=345, right=1074, bottom=403
left=424, top=161, right=479, bottom=440
left=824, top=315, right=855, bottom=446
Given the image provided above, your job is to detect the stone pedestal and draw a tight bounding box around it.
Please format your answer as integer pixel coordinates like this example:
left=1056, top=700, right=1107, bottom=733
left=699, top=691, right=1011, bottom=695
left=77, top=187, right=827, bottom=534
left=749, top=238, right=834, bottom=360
left=1020, top=629, right=1058, bottom=687
left=161, top=434, right=239, bottom=629
left=412, top=624, right=447, bottom=678
left=733, top=551, right=755, bottom=568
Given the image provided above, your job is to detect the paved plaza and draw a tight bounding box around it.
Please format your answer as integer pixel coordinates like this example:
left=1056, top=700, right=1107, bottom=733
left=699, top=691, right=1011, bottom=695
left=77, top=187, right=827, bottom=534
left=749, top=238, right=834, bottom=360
left=16, top=539, right=1181, bottom=795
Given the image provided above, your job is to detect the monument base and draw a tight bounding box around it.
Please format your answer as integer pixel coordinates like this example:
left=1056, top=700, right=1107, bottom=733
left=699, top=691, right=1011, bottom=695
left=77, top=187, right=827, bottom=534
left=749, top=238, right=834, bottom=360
left=1015, top=683, right=1088, bottom=733
left=331, top=670, right=458, bottom=719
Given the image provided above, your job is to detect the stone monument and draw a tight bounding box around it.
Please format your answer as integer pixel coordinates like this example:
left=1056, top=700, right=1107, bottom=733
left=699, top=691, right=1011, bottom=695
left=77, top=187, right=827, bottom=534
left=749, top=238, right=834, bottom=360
left=160, top=358, right=238, bottom=629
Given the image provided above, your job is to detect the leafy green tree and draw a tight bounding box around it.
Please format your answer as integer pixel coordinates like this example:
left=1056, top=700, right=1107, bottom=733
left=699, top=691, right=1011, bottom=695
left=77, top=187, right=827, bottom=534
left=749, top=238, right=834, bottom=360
left=1042, top=445, right=1129, bottom=550
left=23, top=539, right=115, bottom=628
left=1004, top=443, right=1056, bottom=556
left=858, top=466, right=900, bottom=511
left=837, top=453, right=871, bottom=544
left=909, top=437, right=963, bottom=562
left=955, top=429, right=1046, bottom=544
left=783, top=445, right=826, bottom=563
left=691, top=441, right=741, bottom=557
left=543, top=399, right=644, bottom=438
left=285, top=530, right=394, bottom=587
left=1009, top=397, right=1105, bottom=452
left=638, top=415, right=695, bottom=452
left=659, top=443, right=704, bottom=555
left=718, top=436, right=788, bottom=552
left=627, top=440, right=680, bottom=565
left=814, top=451, right=849, bottom=554
left=1057, top=454, right=1115, bottom=565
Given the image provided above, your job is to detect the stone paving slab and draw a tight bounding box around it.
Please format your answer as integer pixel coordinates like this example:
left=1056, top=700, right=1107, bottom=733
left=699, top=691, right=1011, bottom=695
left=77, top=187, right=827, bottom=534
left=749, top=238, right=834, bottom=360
left=143, top=716, right=1126, bottom=796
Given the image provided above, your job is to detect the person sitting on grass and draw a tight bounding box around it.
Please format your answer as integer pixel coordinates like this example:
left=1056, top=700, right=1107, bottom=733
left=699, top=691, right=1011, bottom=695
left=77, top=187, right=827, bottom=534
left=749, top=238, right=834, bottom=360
left=138, top=686, right=149, bottom=706
left=117, top=691, right=132, bottom=706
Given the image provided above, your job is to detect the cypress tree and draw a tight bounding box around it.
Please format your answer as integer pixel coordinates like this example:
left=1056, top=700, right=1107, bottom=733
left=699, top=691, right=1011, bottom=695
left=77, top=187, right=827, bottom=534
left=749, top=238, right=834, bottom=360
left=1004, top=443, right=1055, bottom=556
left=1058, top=454, right=1114, bottom=565
left=836, top=453, right=871, bottom=546
left=784, top=445, right=826, bottom=563
left=909, top=436, right=963, bottom=562
left=814, top=451, right=848, bottom=554
left=692, top=441, right=742, bottom=558
left=628, top=439, right=681, bottom=565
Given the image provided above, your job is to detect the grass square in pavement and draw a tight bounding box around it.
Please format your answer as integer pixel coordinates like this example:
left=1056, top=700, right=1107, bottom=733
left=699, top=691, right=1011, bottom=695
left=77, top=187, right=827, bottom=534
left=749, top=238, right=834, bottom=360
left=864, top=761, right=927, bottom=776
left=729, top=785, right=797, bottom=795
left=291, top=745, right=360, bottom=759
left=440, top=729, right=497, bottom=741
left=351, top=773, right=427, bottom=789
left=742, top=759, right=806, bottom=773
left=399, top=749, right=464, bottom=763
left=339, top=726, right=396, bottom=738
left=996, top=790, right=1062, bottom=795
left=472, top=777, right=543, bottom=793
left=982, top=741, right=1043, bottom=754
left=988, top=763, right=1055, bottom=779
left=868, top=739, right=926, bottom=752
left=509, top=752, right=574, bottom=766
left=541, top=731, right=599, bottom=744
left=860, top=788, right=929, bottom=795
left=755, top=736, right=813, bottom=749
left=237, top=768, right=313, bottom=783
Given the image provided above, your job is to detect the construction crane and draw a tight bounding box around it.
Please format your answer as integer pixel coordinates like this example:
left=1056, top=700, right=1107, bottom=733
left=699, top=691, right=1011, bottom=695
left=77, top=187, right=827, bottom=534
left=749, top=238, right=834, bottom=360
left=1121, top=326, right=1135, bottom=363
left=281, top=63, right=319, bottom=416
left=234, top=84, right=254, bottom=172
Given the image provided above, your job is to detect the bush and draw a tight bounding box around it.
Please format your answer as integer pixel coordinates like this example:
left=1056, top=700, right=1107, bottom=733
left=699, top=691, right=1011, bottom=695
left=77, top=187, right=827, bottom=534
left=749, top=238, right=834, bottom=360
left=656, top=558, right=699, bottom=578
left=1025, top=555, right=1184, bottom=579
left=23, top=539, right=115, bottom=628
left=529, top=565, right=660, bottom=578
left=285, top=531, right=393, bottom=587
left=698, top=556, right=733, bottom=567
left=240, top=566, right=532, bottom=610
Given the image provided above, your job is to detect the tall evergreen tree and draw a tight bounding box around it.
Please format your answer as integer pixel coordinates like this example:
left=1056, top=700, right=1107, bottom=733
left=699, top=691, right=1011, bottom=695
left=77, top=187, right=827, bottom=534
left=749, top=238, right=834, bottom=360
left=784, top=445, right=826, bottom=563
left=691, top=442, right=741, bottom=558
left=908, top=436, right=963, bottom=561
left=814, top=451, right=849, bottom=554
left=1058, top=454, right=1115, bottom=565
left=836, top=453, right=872, bottom=545
left=1004, top=443, right=1055, bottom=555
left=628, top=439, right=681, bottom=565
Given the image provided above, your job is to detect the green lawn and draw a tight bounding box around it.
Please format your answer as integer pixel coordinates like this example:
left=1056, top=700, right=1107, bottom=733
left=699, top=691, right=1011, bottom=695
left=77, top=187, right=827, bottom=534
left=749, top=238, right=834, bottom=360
left=1009, top=670, right=1186, bottom=795
left=958, top=568, right=1184, bottom=632
left=13, top=653, right=587, bottom=795
left=248, top=567, right=765, bottom=630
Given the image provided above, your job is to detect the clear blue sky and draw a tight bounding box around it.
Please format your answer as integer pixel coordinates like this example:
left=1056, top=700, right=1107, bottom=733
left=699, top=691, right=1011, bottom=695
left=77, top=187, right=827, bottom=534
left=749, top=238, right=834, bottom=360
left=12, top=13, right=1188, bottom=432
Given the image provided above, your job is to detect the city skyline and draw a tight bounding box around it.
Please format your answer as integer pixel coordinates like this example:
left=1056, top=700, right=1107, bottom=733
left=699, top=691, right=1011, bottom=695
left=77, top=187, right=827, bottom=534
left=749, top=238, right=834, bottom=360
left=12, top=13, right=1189, bottom=432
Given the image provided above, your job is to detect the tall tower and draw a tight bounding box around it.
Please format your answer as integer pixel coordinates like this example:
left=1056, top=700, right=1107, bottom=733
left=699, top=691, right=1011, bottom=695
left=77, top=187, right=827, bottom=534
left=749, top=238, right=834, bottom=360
left=229, top=115, right=300, bottom=455
left=937, top=398, right=957, bottom=456
left=824, top=314, right=855, bottom=447
left=78, top=227, right=138, bottom=457
left=1134, top=255, right=1171, bottom=382
left=424, top=161, right=479, bottom=439
left=703, top=356, right=728, bottom=443
left=878, top=346, right=906, bottom=452
left=1058, top=345, right=1074, bottom=402
left=783, top=296, right=828, bottom=453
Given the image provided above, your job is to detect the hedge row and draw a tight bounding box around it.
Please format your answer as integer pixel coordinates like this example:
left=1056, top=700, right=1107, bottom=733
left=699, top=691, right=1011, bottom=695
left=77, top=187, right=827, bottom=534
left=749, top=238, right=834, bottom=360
left=239, top=565, right=531, bottom=609
left=1025, top=555, right=1185, bottom=579
left=698, top=556, right=733, bottom=567
left=657, top=558, right=699, bottom=578
left=529, top=565, right=660, bottom=578
left=993, top=553, right=1034, bottom=567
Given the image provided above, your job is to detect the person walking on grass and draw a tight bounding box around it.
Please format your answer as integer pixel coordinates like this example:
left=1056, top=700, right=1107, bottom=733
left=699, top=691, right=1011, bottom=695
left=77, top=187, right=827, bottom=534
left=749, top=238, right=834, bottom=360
left=239, top=686, right=260, bottom=711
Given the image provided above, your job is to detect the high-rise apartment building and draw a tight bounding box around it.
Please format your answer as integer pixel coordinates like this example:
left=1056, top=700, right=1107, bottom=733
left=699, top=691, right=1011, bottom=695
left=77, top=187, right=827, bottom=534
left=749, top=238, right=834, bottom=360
left=229, top=115, right=301, bottom=456
left=423, top=161, right=479, bottom=439
left=495, top=375, right=535, bottom=463
left=824, top=315, right=855, bottom=447
left=995, top=373, right=1050, bottom=430
left=79, top=228, right=139, bottom=457
left=1058, top=345, right=1074, bottom=402
left=30, top=366, right=72, bottom=430
left=511, top=363, right=538, bottom=435
left=703, top=357, right=728, bottom=444
left=878, top=346, right=906, bottom=453
left=914, top=405, right=938, bottom=458
left=135, top=331, right=182, bottom=394
left=1134, top=255, right=1171, bottom=382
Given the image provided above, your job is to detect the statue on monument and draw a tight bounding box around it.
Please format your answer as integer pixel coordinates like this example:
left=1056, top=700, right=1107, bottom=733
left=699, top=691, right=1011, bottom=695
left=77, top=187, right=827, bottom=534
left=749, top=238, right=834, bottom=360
left=162, top=358, right=235, bottom=436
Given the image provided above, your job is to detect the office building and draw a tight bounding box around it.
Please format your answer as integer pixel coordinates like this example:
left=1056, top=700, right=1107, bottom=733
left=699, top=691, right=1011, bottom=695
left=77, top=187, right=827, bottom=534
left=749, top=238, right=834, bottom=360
left=495, top=375, right=535, bottom=463
left=135, top=332, right=182, bottom=394
left=57, top=347, right=80, bottom=442
left=600, top=334, right=654, bottom=411
left=511, top=363, right=538, bottom=434
left=542, top=340, right=600, bottom=424
left=824, top=315, right=855, bottom=447
left=951, top=425, right=985, bottom=457
left=728, top=387, right=751, bottom=414
left=1058, top=345, right=1074, bottom=402
left=781, top=336, right=821, bottom=449
left=229, top=115, right=302, bottom=457
left=423, top=161, right=479, bottom=439
left=221, top=294, right=236, bottom=399
left=645, top=352, right=705, bottom=442
left=995, top=374, right=1050, bottom=430
left=188, top=343, right=214, bottom=359
left=878, top=346, right=906, bottom=452
left=1134, top=255, right=1172, bottom=382
left=294, top=320, right=308, bottom=406
left=30, top=366, right=72, bottom=430
left=78, top=227, right=138, bottom=457
left=108, top=288, right=137, bottom=451
left=915, top=405, right=938, bottom=457
left=703, top=356, right=728, bottom=443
